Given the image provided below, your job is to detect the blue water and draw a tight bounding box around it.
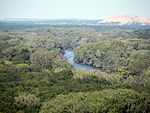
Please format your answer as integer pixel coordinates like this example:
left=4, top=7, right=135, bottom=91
left=64, top=50, right=97, bottom=70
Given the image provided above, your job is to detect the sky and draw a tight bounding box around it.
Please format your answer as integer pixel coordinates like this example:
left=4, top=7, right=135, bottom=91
left=0, top=0, right=150, bottom=19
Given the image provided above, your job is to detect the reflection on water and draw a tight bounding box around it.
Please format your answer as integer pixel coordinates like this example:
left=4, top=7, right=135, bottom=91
left=64, top=50, right=97, bottom=70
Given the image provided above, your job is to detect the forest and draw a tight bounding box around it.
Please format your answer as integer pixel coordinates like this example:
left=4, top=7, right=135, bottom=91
left=0, top=22, right=150, bottom=113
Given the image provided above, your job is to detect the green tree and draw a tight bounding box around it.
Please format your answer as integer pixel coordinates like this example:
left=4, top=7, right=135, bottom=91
left=128, top=50, right=150, bottom=75
left=40, top=89, right=150, bottom=113
left=30, top=49, right=60, bottom=70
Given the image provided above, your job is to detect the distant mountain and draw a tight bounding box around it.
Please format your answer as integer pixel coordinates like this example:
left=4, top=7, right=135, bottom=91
left=98, top=15, right=150, bottom=25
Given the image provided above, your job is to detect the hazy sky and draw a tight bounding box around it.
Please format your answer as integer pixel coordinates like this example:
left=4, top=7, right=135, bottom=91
left=0, top=0, right=150, bottom=19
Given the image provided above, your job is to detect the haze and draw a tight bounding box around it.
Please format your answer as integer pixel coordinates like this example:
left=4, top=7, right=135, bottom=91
left=0, top=0, right=150, bottom=19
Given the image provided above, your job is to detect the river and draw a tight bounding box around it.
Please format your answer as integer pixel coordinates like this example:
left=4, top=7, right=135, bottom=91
left=64, top=50, right=97, bottom=70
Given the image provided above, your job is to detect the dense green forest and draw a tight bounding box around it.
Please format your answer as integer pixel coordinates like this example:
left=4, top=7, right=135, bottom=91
left=0, top=23, right=150, bottom=113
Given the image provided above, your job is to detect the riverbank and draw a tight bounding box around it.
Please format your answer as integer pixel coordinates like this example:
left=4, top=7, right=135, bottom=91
left=64, top=50, right=99, bottom=70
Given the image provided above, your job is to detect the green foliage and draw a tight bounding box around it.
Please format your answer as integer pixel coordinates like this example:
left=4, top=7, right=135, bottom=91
left=73, top=69, right=122, bottom=85
left=30, top=49, right=71, bottom=71
left=132, top=29, right=150, bottom=39
left=117, top=67, right=130, bottom=78
left=0, top=89, right=17, bottom=113
left=30, top=49, right=54, bottom=70
left=0, top=23, right=150, bottom=113
left=2, top=47, right=31, bottom=64
left=14, top=94, right=39, bottom=106
left=128, top=50, right=150, bottom=75
left=40, top=89, right=150, bottom=113
left=74, top=39, right=150, bottom=73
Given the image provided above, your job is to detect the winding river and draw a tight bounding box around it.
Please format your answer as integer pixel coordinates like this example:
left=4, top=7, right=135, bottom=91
left=64, top=50, right=97, bottom=70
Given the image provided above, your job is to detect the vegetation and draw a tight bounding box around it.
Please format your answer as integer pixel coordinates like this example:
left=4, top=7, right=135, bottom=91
left=40, top=89, right=150, bottom=113
left=0, top=22, right=150, bottom=113
left=74, top=39, right=150, bottom=73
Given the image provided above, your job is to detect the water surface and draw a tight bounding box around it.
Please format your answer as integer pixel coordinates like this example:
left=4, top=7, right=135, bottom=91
left=64, top=50, right=97, bottom=70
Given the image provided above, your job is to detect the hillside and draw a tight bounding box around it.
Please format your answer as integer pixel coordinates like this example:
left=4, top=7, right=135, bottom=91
left=98, top=15, right=150, bottom=25
left=0, top=23, right=150, bottom=113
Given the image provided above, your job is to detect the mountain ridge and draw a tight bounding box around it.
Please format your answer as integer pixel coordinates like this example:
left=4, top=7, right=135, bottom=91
left=98, top=15, right=150, bottom=25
